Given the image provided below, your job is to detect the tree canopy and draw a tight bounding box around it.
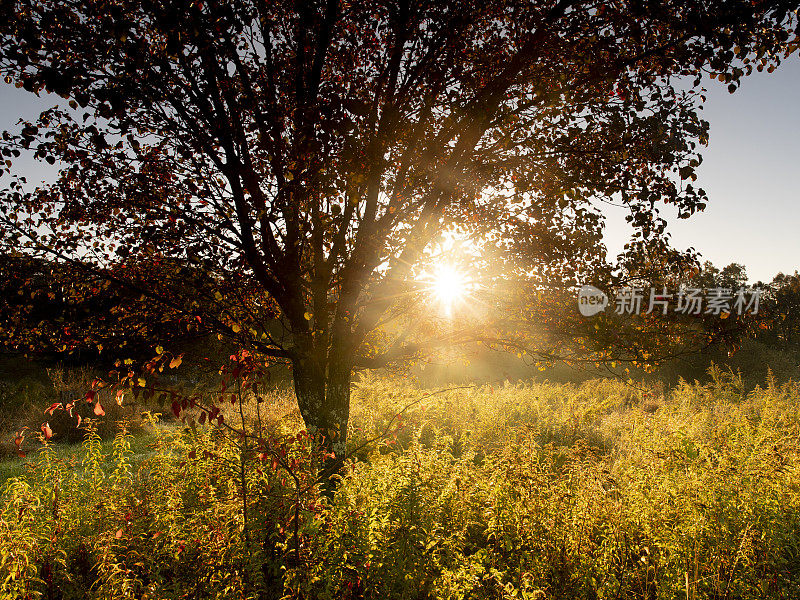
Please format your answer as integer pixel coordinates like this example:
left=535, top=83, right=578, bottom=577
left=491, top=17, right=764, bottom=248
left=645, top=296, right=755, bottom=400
left=1, top=0, right=798, bottom=452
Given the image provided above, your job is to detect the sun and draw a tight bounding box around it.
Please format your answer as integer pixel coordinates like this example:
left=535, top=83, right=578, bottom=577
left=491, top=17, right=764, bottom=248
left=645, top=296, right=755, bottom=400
left=431, top=265, right=468, bottom=315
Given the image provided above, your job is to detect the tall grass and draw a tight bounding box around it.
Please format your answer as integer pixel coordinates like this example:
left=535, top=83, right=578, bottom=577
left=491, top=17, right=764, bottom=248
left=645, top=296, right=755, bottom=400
left=1, top=369, right=800, bottom=599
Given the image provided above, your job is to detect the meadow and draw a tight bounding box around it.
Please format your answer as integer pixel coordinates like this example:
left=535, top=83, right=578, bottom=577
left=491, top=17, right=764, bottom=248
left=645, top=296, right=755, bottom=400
left=1, top=366, right=800, bottom=599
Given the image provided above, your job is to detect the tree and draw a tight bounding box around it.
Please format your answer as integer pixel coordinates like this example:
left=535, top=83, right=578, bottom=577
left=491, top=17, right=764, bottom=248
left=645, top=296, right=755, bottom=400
left=760, top=271, right=800, bottom=347
left=1, top=0, right=798, bottom=458
left=0, top=252, right=219, bottom=361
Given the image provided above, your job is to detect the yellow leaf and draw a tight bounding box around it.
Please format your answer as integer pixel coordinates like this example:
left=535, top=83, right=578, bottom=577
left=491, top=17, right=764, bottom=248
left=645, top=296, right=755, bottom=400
left=304, top=312, right=313, bottom=321
left=232, top=323, right=241, bottom=333
left=155, top=345, right=164, bottom=355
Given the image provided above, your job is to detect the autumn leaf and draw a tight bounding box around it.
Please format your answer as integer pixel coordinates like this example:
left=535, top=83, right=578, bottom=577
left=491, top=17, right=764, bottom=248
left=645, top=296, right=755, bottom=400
left=41, top=422, right=53, bottom=440
left=94, top=400, right=106, bottom=417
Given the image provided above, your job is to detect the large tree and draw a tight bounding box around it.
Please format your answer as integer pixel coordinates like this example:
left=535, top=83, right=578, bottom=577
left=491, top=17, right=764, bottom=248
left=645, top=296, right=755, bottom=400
left=1, top=0, right=797, bottom=455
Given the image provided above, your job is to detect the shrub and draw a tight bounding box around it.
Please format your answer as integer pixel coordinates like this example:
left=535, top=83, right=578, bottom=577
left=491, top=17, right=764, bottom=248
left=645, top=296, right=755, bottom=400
left=2, top=373, right=800, bottom=598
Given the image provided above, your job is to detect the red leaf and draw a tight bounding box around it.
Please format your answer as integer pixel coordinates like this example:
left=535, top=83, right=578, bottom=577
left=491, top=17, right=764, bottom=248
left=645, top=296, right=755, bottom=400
left=171, top=400, right=181, bottom=418
left=17, top=450, right=26, bottom=458
left=85, top=390, right=96, bottom=403
left=198, top=411, right=206, bottom=425
left=217, top=414, right=224, bottom=426
left=115, top=529, right=123, bottom=539
left=187, top=450, right=196, bottom=459
left=41, top=423, right=53, bottom=440
left=45, top=403, right=62, bottom=416
left=93, top=400, right=105, bottom=417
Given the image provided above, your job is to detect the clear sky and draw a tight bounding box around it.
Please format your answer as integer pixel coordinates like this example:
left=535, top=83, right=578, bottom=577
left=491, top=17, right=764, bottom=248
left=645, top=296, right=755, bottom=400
left=2, top=55, right=799, bottom=283
left=602, top=56, right=800, bottom=284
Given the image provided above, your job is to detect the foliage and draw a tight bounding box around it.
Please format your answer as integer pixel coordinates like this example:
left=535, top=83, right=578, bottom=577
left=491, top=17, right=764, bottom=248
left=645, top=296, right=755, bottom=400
left=0, top=253, right=218, bottom=361
left=0, top=373, right=800, bottom=598
left=759, top=270, right=800, bottom=349
left=1, top=0, right=799, bottom=449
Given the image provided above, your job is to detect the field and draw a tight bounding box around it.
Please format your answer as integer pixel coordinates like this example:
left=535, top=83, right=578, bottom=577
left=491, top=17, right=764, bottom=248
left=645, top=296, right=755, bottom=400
left=1, top=367, right=800, bottom=599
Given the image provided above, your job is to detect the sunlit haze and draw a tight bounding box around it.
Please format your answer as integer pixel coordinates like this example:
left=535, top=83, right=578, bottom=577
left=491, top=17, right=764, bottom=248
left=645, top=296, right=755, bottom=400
left=429, top=265, right=469, bottom=316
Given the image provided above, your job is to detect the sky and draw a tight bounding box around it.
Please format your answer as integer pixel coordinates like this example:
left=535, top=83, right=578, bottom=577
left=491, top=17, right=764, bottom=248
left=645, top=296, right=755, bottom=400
left=602, top=56, right=800, bottom=284
left=1, top=54, right=799, bottom=284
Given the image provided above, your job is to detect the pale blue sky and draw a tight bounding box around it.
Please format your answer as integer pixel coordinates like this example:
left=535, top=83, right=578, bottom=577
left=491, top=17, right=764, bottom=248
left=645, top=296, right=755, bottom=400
left=2, top=56, right=799, bottom=283
left=603, top=56, right=800, bottom=283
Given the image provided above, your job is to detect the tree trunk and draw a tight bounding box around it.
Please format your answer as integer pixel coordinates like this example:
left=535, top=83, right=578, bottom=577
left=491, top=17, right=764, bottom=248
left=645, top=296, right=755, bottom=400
left=292, top=354, right=351, bottom=488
